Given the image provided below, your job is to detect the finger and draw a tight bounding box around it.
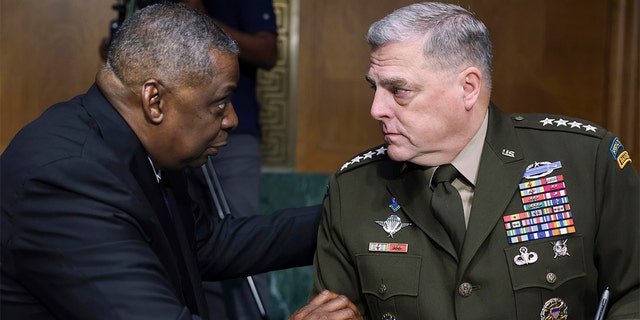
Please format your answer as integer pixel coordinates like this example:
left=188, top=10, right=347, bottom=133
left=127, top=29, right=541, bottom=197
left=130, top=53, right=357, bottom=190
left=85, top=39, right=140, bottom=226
left=290, top=290, right=352, bottom=320
left=297, top=293, right=363, bottom=320
left=289, top=290, right=333, bottom=319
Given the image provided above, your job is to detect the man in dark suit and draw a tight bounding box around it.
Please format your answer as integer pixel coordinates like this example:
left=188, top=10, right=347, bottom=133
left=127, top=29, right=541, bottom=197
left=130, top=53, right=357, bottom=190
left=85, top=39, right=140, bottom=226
left=309, top=2, right=639, bottom=320
left=0, top=3, right=360, bottom=320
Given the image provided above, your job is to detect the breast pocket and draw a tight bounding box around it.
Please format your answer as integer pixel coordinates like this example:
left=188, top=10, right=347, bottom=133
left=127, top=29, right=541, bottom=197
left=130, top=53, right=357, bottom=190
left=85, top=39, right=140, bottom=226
left=355, top=254, right=421, bottom=319
left=504, top=235, right=587, bottom=319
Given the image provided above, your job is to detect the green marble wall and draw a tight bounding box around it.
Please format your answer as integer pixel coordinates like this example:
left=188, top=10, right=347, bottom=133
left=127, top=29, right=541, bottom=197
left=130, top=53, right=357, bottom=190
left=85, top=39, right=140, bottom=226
left=259, top=172, right=330, bottom=319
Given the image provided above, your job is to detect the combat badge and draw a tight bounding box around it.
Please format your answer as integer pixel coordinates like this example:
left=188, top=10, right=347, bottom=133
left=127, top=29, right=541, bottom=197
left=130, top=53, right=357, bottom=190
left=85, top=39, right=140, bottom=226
left=540, top=298, right=568, bottom=320
left=523, top=161, right=562, bottom=180
left=376, top=214, right=411, bottom=238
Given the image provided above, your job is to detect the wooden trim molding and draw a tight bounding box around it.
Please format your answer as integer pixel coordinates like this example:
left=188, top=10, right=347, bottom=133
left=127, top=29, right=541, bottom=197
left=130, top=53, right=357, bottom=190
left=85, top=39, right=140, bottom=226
left=257, top=0, right=298, bottom=170
left=606, top=0, right=640, bottom=159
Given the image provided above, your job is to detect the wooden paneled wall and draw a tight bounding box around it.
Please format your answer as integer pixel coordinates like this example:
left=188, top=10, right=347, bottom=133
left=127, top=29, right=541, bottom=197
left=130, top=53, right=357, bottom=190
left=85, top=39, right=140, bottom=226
left=0, top=0, right=115, bottom=152
left=295, top=0, right=640, bottom=173
left=1, top=0, right=638, bottom=174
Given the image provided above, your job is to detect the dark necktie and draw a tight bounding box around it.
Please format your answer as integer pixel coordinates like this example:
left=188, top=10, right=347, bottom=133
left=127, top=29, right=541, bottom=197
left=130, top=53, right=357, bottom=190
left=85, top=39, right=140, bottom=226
left=431, top=164, right=466, bottom=253
left=159, top=181, right=174, bottom=219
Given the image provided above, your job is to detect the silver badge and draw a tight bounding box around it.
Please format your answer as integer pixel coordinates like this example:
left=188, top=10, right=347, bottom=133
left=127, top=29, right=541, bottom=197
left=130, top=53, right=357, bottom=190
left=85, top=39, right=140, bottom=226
left=514, top=246, right=539, bottom=265
left=552, top=239, right=570, bottom=258
left=523, top=161, right=562, bottom=179
left=376, top=214, right=411, bottom=238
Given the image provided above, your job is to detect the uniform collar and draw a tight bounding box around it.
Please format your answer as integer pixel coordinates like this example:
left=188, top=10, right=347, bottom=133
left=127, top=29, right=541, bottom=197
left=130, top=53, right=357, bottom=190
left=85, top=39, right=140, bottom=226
left=450, top=110, right=488, bottom=187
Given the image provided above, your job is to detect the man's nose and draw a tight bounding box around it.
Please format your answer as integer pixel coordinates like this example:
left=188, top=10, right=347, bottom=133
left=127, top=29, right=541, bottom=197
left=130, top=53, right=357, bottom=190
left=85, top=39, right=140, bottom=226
left=222, top=103, right=238, bottom=131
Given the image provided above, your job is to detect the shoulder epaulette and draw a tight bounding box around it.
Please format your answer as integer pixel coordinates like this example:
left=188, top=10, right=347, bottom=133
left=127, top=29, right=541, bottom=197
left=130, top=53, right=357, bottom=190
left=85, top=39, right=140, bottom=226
left=337, top=144, right=390, bottom=175
left=511, top=113, right=607, bottom=139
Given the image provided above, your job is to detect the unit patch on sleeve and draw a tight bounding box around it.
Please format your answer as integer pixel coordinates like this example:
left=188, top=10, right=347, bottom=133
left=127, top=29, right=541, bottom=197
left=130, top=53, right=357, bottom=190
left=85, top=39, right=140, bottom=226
left=609, top=137, right=633, bottom=169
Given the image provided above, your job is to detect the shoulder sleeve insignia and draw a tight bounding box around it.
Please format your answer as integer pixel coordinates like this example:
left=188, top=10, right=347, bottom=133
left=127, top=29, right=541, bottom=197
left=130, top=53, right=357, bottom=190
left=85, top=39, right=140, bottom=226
left=511, top=114, right=606, bottom=138
left=610, top=137, right=632, bottom=169
left=338, top=144, right=389, bottom=174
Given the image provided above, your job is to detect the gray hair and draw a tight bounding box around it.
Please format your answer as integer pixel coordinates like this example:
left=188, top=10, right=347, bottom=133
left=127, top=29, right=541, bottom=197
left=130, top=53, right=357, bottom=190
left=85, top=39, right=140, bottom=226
left=368, top=2, right=492, bottom=86
left=106, top=2, right=239, bottom=88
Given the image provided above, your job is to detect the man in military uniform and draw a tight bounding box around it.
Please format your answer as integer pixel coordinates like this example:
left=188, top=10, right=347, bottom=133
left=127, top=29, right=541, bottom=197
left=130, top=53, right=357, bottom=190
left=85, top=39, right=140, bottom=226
left=309, top=2, right=639, bottom=319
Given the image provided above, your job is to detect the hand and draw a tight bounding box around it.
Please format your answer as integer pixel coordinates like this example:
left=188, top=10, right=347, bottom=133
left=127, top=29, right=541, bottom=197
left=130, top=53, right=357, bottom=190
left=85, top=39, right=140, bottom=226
left=289, top=290, right=363, bottom=320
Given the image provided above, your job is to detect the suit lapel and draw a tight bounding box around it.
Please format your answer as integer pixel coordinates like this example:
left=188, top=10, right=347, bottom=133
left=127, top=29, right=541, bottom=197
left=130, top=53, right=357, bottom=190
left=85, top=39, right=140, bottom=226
left=84, top=84, right=206, bottom=316
left=129, top=151, right=187, bottom=300
left=459, top=104, right=528, bottom=271
left=163, top=172, right=209, bottom=319
left=387, top=164, right=459, bottom=260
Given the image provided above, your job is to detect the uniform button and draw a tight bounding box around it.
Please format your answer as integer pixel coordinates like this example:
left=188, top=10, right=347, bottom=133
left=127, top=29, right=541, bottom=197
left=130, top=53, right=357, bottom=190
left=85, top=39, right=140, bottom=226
left=382, top=312, right=395, bottom=320
left=458, top=282, right=473, bottom=297
left=546, top=272, right=557, bottom=284
left=378, top=283, right=387, bottom=294
left=514, top=115, right=525, bottom=121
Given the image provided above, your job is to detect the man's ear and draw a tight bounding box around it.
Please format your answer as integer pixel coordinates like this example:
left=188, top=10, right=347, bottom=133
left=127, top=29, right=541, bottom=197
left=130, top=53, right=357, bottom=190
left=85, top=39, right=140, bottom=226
left=142, top=80, right=163, bottom=124
left=461, top=67, right=482, bottom=111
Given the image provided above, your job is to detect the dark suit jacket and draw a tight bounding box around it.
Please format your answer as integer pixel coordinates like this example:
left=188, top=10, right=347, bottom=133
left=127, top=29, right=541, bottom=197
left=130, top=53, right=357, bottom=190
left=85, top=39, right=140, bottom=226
left=312, top=104, right=639, bottom=319
left=1, top=84, right=321, bottom=320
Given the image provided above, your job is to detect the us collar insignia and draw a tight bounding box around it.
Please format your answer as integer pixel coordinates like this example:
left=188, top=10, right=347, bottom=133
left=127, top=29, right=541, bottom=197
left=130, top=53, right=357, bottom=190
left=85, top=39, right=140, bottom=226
left=523, top=161, right=562, bottom=180
left=388, top=197, right=401, bottom=212
left=376, top=214, right=411, bottom=238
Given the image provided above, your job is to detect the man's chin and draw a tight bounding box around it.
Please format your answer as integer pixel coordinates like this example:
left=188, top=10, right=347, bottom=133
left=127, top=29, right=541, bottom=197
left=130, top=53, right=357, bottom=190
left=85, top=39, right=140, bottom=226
left=385, top=145, right=407, bottom=161
left=185, top=154, right=214, bottom=169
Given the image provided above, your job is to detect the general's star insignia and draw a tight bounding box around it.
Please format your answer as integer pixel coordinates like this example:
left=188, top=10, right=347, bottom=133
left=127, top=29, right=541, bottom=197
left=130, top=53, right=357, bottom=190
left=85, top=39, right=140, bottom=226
left=376, top=214, right=411, bottom=238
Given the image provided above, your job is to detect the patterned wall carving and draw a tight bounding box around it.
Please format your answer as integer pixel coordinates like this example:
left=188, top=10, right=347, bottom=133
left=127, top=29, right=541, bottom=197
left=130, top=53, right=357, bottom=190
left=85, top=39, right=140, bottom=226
left=257, top=0, right=297, bottom=169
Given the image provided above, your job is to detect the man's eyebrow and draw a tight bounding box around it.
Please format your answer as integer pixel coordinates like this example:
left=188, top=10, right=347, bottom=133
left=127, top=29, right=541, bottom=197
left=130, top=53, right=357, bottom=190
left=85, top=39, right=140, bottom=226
left=364, top=74, right=407, bottom=87
left=365, top=74, right=375, bottom=85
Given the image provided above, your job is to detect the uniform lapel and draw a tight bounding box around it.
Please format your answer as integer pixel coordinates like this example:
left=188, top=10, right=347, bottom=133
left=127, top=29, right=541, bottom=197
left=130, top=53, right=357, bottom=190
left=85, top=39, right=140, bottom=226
left=458, top=104, right=528, bottom=271
left=387, top=164, right=459, bottom=260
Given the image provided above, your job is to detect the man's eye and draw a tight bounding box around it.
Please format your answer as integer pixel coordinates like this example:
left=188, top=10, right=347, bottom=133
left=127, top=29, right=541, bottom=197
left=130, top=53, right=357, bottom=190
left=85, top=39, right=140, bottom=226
left=393, top=88, right=405, bottom=95
left=216, top=100, right=229, bottom=110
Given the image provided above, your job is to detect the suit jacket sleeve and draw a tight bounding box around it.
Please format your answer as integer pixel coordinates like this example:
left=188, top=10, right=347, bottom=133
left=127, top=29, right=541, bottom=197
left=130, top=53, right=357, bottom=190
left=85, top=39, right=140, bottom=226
left=194, top=201, right=323, bottom=280
left=2, top=157, right=197, bottom=320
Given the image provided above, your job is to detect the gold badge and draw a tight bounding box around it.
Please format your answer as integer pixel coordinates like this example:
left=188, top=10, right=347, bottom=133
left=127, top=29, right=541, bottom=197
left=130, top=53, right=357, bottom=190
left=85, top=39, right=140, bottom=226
left=540, top=298, right=568, bottom=320
left=617, top=150, right=632, bottom=169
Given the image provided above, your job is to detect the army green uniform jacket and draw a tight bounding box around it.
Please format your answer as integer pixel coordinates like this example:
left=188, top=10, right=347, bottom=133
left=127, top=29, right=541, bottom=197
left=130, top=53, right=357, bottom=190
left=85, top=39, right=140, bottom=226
left=312, top=104, right=639, bottom=320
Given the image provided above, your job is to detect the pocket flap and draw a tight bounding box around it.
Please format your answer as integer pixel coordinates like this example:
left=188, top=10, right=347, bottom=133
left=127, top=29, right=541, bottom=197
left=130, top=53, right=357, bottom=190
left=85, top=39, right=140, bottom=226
left=355, top=253, right=421, bottom=300
left=505, top=235, right=586, bottom=290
